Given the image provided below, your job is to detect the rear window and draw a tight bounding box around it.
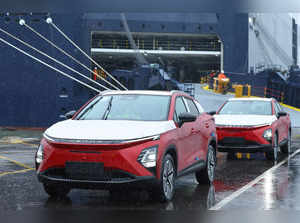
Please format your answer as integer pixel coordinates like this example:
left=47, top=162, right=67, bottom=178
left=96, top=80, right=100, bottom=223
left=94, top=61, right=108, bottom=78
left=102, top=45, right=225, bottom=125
left=219, top=100, right=272, bottom=116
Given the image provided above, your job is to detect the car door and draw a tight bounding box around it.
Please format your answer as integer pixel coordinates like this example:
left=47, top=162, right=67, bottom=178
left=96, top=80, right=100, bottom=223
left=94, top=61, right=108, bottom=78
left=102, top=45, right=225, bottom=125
left=173, top=96, right=195, bottom=170
left=183, top=97, right=206, bottom=162
left=275, top=101, right=289, bottom=143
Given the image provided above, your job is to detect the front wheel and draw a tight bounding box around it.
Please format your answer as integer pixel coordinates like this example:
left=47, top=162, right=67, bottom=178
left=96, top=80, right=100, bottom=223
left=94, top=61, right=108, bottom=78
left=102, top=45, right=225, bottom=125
left=43, top=183, right=71, bottom=197
left=195, top=145, right=216, bottom=184
left=281, top=129, right=291, bottom=154
left=266, top=133, right=279, bottom=161
left=153, top=154, right=176, bottom=202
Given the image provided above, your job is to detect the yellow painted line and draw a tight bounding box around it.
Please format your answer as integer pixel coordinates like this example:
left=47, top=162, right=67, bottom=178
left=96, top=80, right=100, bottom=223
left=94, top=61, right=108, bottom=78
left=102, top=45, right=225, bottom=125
left=0, top=168, right=34, bottom=177
left=280, top=103, right=300, bottom=112
left=0, top=155, right=33, bottom=169
left=21, top=142, right=38, bottom=147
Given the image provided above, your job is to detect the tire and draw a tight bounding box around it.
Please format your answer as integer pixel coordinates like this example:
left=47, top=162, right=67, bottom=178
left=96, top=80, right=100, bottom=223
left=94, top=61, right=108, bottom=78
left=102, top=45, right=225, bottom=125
left=195, top=145, right=216, bottom=185
left=266, top=133, right=279, bottom=161
left=43, top=183, right=71, bottom=197
left=281, top=129, right=291, bottom=154
left=227, top=152, right=235, bottom=160
left=153, top=154, right=176, bottom=202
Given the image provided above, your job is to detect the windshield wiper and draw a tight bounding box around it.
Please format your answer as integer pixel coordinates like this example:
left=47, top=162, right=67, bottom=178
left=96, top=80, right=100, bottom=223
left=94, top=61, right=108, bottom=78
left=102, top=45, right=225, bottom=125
left=102, top=97, right=113, bottom=120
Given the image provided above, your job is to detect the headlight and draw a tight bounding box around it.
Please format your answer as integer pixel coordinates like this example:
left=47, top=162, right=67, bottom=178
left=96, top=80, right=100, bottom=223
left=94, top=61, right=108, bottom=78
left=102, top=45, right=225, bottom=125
left=137, top=146, right=158, bottom=168
left=36, top=144, right=44, bottom=164
left=263, top=129, right=272, bottom=142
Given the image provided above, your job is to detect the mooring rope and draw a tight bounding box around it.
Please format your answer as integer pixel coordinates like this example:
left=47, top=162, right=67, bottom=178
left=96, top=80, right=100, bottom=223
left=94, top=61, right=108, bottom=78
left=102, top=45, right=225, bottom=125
left=19, top=19, right=120, bottom=90
left=0, top=37, right=101, bottom=93
left=46, top=17, right=128, bottom=90
left=0, top=27, right=110, bottom=91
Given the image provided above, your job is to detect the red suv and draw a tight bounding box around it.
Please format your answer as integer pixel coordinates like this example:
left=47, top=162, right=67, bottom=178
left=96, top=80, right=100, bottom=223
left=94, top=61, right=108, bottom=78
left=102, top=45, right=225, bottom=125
left=214, top=98, right=291, bottom=161
left=35, top=90, right=217, bottom=202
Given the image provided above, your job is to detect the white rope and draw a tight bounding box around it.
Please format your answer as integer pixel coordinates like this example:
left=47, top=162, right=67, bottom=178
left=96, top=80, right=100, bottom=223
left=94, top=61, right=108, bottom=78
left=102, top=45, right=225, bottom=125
left=0, top=37, right=101, bottom=93
left=46, top=18, right=128, bottom=90
left=0, top=28, right=110, bottom=91
left=19, top=20, right=120, bottom=90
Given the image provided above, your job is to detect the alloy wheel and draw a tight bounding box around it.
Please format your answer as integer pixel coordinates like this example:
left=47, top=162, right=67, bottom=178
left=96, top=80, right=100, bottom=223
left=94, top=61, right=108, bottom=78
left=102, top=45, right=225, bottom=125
left=274, top=134, right=278, bottom=161
left=288, top=130, right=291, bottom=154
left=207, top=147, right=216, bottom=183
left=162, top=159, right=175, bottom=200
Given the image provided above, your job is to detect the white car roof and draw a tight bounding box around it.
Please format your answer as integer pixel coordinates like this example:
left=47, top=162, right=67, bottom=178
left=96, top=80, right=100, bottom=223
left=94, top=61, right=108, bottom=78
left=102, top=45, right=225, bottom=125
left=101, top=90, right=189, bottom=97
left=228, top=97, right=273, bottom=102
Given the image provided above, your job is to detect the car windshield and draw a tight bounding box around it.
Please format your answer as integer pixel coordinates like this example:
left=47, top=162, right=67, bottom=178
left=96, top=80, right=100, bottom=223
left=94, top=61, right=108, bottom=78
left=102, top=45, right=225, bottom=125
left=218, top=100, right=272, bottom=116
left=76, top=94, right=170, bottom=121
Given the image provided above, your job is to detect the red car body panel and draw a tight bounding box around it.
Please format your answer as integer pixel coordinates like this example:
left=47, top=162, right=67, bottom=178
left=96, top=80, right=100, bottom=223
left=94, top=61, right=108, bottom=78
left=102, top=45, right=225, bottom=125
left=216, top=98, right=291, bottom=153
left=36, top=91, right=217, bottom=188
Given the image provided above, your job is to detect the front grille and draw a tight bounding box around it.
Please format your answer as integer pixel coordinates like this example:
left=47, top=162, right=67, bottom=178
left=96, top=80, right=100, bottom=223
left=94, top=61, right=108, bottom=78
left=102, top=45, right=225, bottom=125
left=219, top=137, right=260, bottom=147
left=44, top=167, right=134, bottom=181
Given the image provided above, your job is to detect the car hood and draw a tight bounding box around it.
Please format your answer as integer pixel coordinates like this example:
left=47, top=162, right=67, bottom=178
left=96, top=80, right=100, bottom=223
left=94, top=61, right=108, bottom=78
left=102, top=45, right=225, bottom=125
left=214, top=114, right=277, bottom=127
left=45, top=119, right=176, bottom=141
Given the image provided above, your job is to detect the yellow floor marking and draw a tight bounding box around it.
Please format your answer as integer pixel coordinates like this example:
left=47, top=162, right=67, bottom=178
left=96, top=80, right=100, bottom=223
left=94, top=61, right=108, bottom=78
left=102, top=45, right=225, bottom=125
left=280, top=103, right=300, bottom=112
left=0, top=168, right=34, bottom=177
left=0, top=155, right=33, bottom=169
left=21, top=142, right=38, bottom=147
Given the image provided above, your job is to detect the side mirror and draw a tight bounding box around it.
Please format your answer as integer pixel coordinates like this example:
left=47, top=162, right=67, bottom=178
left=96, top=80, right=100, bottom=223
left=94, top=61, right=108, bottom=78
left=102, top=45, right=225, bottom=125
left=64, top=110, right=76, bottom=119
left=208, top=111, right=216, bottom=116
left=277, top=111, right=287, bottom=118
left=178, top=112, right=197, bottom=127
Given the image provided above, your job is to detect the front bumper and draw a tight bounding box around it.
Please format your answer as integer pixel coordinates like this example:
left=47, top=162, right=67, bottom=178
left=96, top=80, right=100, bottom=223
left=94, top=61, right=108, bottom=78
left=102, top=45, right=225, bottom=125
left=38, top=168, right=157, bottom=190
left=218, top=144, right=273, bottom=153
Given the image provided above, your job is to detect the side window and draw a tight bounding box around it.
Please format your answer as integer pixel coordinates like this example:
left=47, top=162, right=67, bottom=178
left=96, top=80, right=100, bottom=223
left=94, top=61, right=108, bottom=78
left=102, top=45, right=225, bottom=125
left=174, top=97, right=188, bottom=123
left=194, top=101, right=204, bottom=113
left=274, top=101, right=281, bottom=115
left=185, top=98, right=200, bottom=116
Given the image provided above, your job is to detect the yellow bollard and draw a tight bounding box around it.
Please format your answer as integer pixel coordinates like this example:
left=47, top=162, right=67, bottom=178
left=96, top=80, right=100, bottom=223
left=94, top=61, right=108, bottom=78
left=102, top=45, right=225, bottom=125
left=247, top=85, right=251, bottom=97
left=235, top=85, right=243, bottom=97
left=213, top=78, right=218, bottom=92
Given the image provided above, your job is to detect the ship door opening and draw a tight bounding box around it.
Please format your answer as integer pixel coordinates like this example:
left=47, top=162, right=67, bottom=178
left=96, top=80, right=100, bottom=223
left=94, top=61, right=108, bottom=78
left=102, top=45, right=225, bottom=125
left=90, top=31, right=222, bottom=83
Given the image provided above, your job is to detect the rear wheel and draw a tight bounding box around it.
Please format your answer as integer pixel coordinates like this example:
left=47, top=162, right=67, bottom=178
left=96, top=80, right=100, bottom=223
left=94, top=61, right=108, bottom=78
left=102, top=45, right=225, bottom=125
left=43, top=183, right=70, bottom=197
left=266, top=133, right=279, bottom=161
left=195, top=145, right=216, bottom=184
left=153, top=154, right=176, bottom=202
left=227, top=152, right=235, bottom=160
left=281, top=129, right=291, bottom=154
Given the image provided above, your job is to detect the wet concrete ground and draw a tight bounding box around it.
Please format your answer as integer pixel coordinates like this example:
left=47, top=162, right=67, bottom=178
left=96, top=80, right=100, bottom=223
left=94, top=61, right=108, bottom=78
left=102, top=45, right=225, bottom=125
left=1, top=86, right=300, bottom=212
left=0, top=140, right=299, bottom=212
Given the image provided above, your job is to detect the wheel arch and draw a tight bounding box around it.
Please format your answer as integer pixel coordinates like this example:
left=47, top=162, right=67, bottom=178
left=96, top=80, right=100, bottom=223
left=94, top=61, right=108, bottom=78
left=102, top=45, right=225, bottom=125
left=162, top=145, right=178, bottom=174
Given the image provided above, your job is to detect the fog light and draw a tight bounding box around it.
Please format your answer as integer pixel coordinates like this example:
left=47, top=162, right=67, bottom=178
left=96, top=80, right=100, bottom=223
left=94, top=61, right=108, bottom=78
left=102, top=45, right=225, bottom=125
left=137, top=146, right=158, bottom=168
left=263, top=129, right=272, bottom=142
left=36, top=144, right=44, bottom=164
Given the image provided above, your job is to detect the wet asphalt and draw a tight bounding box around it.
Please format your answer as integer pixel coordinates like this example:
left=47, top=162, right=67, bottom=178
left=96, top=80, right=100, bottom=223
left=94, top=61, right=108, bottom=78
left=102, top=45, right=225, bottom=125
left=1, top=85, right=300, bottom=212
left=0, top=141, right=299, bottom=212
